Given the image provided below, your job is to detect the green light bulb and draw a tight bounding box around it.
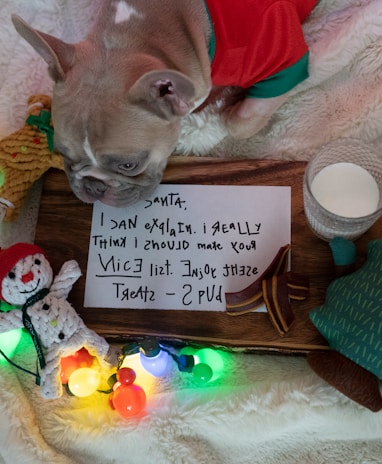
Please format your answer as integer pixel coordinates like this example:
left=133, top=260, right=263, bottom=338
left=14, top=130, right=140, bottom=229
left=0, top=329, right=22, bottom=362
left=192, top=363, right=213, bottom=383
left=194, top=348, right=226, bottom=381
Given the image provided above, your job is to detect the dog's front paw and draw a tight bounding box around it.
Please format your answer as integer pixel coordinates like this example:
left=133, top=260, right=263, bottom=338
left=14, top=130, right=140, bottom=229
left=223, top=94, right=288, bottom=139
left=223, top=107, right=270, bottom=139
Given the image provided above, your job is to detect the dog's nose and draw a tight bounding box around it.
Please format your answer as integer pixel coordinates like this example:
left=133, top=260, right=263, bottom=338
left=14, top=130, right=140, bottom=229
left=83, top=177, right=108, bottom=199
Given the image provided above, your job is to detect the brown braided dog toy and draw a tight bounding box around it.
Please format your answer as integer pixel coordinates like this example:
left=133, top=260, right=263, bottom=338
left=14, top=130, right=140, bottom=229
left=0, top=95, right=64, bottom=221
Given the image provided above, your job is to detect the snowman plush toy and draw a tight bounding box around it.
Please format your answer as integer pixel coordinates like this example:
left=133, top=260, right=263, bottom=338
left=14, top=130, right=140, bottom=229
left=0, top=242, right=110, bottom=399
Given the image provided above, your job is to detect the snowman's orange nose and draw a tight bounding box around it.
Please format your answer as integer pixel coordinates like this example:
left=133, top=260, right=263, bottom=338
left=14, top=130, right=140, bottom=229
left=21, top=271, right=34, bottom=284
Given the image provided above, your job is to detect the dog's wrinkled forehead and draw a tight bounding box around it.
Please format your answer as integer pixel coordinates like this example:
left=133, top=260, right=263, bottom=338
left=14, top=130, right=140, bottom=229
left=113, top=1, right=144, bottom=24
left=52, top=87, right=180, bottom=179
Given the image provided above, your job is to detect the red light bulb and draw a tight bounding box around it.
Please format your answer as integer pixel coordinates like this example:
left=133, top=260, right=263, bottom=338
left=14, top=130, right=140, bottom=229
left=111, top=384, right=146, bottom=419
left=116, top=367, right=136, bottom=385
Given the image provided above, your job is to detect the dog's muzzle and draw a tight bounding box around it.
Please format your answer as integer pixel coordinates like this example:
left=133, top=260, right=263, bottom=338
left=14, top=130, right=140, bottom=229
left=69, top=170, right=162, bottom=207
left=67, top=159, right=167, bottom=207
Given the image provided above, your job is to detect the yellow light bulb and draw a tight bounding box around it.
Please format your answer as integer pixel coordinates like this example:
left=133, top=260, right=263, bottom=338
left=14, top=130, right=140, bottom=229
left=68, top=367, right=101, bottom=397
left=121, top=353, right=157, bottom=395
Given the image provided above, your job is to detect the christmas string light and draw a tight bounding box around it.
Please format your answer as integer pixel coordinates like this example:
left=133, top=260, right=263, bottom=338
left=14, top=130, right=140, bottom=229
left=60, top=347, right=94, bottom=384
left=67, top=367, right=101, bottom=397
left=0, top=328, right=23, bottom=363
left=104, top=339, right=229, bottom=418
left=139, top=338, right=171, bottom=377
left=0, top=336, right=229, bottom=419
left=120, top=351, right=157, bottom=395
left=109, top=368, right=147, bottom=419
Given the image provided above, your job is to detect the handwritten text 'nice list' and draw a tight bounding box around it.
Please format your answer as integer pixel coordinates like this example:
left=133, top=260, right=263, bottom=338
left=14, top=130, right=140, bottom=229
left=90, top=192, right=262, bottom=307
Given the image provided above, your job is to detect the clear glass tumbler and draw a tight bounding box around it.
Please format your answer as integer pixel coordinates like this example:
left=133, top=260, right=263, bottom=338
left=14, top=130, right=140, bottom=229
left=303, top=138, right=382, bottom=241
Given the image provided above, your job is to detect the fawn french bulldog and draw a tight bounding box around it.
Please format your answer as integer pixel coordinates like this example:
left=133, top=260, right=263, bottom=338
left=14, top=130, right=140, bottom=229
left=12, top=0, right=317, bottom=207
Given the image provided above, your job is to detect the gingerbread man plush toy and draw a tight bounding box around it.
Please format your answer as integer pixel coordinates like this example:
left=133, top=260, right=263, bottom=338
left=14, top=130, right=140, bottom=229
left=0, top=95, right=64, bottom=222
left=0, top=242, right=110, bottom=399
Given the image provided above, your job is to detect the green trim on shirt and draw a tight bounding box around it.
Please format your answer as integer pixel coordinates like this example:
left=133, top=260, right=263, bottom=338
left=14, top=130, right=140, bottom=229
left=205, top=2, right=216, bottom=62
left=204, top=0, right=312, bottom=99
left=245, top=52, right=310, bottom=98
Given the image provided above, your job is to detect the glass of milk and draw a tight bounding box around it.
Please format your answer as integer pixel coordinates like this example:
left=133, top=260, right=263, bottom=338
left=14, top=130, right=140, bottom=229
left=303, top=138, right=382, bottom=240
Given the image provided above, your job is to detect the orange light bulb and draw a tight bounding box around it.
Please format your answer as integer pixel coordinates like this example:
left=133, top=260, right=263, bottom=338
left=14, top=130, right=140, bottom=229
left=60, top=348, right=94, bottom=384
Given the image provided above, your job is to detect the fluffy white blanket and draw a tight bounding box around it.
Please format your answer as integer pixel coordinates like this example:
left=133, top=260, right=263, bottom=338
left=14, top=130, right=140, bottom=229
left=0, top=1, right=382, bottom=463
left=176, top=0, right=382, bottom=159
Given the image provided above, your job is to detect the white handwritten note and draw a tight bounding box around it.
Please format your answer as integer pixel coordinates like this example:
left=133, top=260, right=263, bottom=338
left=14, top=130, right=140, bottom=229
left=84, top=185, right=290, bottom=311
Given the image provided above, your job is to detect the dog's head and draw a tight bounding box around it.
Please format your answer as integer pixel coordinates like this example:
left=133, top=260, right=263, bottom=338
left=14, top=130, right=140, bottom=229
left=12, top=15, right=196, bottom=206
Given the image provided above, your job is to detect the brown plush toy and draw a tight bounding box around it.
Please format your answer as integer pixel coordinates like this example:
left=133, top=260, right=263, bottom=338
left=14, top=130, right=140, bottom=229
left=0, top=94, right=64, bottom=222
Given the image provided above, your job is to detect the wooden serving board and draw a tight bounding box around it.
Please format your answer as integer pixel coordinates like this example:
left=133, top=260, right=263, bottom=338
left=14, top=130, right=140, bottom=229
left=34, top=157, right=382, bottom=351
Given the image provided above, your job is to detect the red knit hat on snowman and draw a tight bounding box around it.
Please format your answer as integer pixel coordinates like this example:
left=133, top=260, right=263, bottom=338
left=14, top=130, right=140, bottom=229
left=0, top=242, right=47, bottom=302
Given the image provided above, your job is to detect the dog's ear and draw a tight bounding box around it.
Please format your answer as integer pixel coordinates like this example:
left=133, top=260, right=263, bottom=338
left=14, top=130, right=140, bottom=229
left=12, top=15, right=75, bottom=81
left=128, top=70, right=196, bottom=119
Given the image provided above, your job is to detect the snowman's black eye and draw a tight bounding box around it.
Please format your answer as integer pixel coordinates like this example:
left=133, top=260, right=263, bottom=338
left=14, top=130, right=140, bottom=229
left=34, top=259, right=41, bottom=265
left=42, top=304, right=49, bottom=310
left=8, top=272, right=16, bottom=279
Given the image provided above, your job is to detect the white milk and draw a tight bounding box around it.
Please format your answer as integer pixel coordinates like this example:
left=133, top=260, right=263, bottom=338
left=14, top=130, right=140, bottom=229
left=311, top=162, right=379, bottom=218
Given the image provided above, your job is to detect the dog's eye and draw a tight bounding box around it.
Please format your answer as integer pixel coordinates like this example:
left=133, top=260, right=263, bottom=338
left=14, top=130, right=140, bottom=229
left=119, top=162, right=139, bottom=172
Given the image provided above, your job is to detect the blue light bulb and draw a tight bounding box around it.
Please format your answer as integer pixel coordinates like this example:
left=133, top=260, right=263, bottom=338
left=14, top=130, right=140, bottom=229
left=139, top=338, right=170, bottom=377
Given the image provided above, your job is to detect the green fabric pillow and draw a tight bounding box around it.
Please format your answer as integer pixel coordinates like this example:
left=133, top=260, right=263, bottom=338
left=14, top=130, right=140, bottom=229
left=310, top=239, right=382, bottom=379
